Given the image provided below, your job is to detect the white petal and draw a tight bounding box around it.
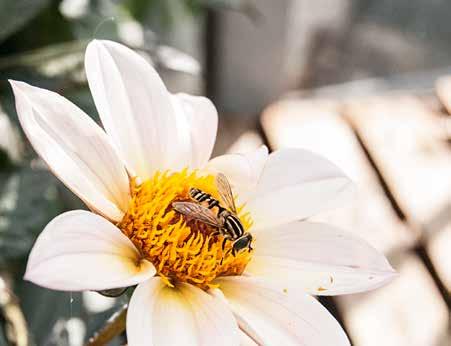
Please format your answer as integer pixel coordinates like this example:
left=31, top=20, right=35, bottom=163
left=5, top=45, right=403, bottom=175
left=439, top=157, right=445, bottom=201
left=85, top=40, right=189, bottom=179
left=24, top=210, right=155, bottom=291
left=246, top=221, right=397, bottom=295
left=206, top=146, right=268, bottom=203
left=10, top=80, right=130, bottom=221
left=127, top=278, right=239, bottom=346
left=247, top=148, right=356, bottom=230
left=218, top=277, right=350, bottom=346
left=172, top=93, right=218, bottom=168
left=239, top=330, right=258, bottom=346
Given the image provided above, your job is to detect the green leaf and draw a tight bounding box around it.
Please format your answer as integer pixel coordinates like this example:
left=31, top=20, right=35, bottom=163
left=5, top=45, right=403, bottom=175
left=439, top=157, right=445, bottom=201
left=0, top=167, right=63, bottom=264
left=0, top=327, right=7, bottom=346
left=0, top=0, right=51, bottom=44
left=0, top=104, right=23, bottom=168
left=17, top=284, right=83, bottom=346
left=16, top=282, right=127, bottom=345
left=0, top=1, right=74, bottom=55
left=0, top=40, right=88, bottom=71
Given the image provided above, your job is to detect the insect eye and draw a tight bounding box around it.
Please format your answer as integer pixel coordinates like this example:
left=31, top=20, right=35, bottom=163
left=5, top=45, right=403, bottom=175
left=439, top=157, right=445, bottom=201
left=233, top=238, right=247, bottom=251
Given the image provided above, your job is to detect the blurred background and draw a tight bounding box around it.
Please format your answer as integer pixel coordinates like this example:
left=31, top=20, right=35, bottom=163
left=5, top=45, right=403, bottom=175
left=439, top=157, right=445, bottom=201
left=0, top=0, right=450, bottom=345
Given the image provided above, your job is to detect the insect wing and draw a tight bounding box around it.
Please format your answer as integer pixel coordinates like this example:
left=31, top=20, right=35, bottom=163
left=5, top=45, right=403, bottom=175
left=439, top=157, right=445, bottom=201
left=172, top=202, right=221, bottom=227
left=215, top=173, right=237, bottom=213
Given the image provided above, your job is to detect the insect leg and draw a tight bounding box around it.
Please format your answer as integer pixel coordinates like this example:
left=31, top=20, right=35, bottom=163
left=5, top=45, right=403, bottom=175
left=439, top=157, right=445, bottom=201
left=210, top=230, right=221, bottom=237
left=221, top=232, right=233, bottom=251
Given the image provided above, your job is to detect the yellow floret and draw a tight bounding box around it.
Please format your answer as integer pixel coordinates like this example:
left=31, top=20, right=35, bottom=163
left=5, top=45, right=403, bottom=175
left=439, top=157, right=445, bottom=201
left=117, top=169, right=253, bottom=289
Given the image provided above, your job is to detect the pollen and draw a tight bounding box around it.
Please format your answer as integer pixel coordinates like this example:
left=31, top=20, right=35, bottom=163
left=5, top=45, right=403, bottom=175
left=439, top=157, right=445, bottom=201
left=117, top=169, right=253, bottom=290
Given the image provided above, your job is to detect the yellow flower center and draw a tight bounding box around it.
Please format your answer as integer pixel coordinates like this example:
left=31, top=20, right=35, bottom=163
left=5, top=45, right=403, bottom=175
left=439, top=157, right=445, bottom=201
left=117, top=169, right=253, bottom=290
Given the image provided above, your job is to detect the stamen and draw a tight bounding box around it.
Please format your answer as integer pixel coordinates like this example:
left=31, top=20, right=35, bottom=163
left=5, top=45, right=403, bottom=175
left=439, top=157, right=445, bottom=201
left=117, top=169, right=253, bottom=289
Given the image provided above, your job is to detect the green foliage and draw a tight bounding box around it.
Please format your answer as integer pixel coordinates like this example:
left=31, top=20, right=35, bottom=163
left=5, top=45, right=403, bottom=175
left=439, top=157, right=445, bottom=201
left=0, top=167, right=63, bottom=265
left=0, top=1, right=73, bottom=55
left=0, top=0, right=52, bottom=44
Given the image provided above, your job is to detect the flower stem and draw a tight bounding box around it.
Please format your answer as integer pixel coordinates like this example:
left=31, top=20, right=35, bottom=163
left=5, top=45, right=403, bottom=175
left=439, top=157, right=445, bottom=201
left=0, top=276, right=28, bottom=346
left=86, top=304, right=127, bottom=346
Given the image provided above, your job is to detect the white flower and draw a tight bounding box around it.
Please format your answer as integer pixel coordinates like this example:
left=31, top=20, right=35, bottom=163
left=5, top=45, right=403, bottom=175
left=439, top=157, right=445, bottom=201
left=10, top=40, right=396, bottom=346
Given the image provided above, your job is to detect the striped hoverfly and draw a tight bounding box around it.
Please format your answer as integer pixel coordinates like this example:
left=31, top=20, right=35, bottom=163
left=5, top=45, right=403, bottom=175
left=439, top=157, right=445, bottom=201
left=172, top=173, right=252, bottom=256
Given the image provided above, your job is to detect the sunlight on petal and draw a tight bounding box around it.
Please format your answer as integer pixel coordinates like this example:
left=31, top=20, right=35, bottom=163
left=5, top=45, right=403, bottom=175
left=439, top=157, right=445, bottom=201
left=127, top=278, right=239, bottom=346
left=25, top=210, right=155, bottom=291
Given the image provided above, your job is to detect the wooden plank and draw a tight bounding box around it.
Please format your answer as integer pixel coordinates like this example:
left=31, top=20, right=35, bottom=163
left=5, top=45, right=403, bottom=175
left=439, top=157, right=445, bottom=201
left=427, top=225, right=451, bottom=294
left=345, top=95, right=451, bottom=230
left=261, top=99, right=413, bottom=254
left=436, top=75, right=451, bottom=114
left=337, top=255, right=449, bottom=346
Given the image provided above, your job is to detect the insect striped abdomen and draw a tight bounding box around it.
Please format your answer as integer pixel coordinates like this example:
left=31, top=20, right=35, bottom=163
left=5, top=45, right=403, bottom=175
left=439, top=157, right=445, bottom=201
left=190, top=188, right=220, bottom=209
left=224, top=214, right=244, bottom=238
